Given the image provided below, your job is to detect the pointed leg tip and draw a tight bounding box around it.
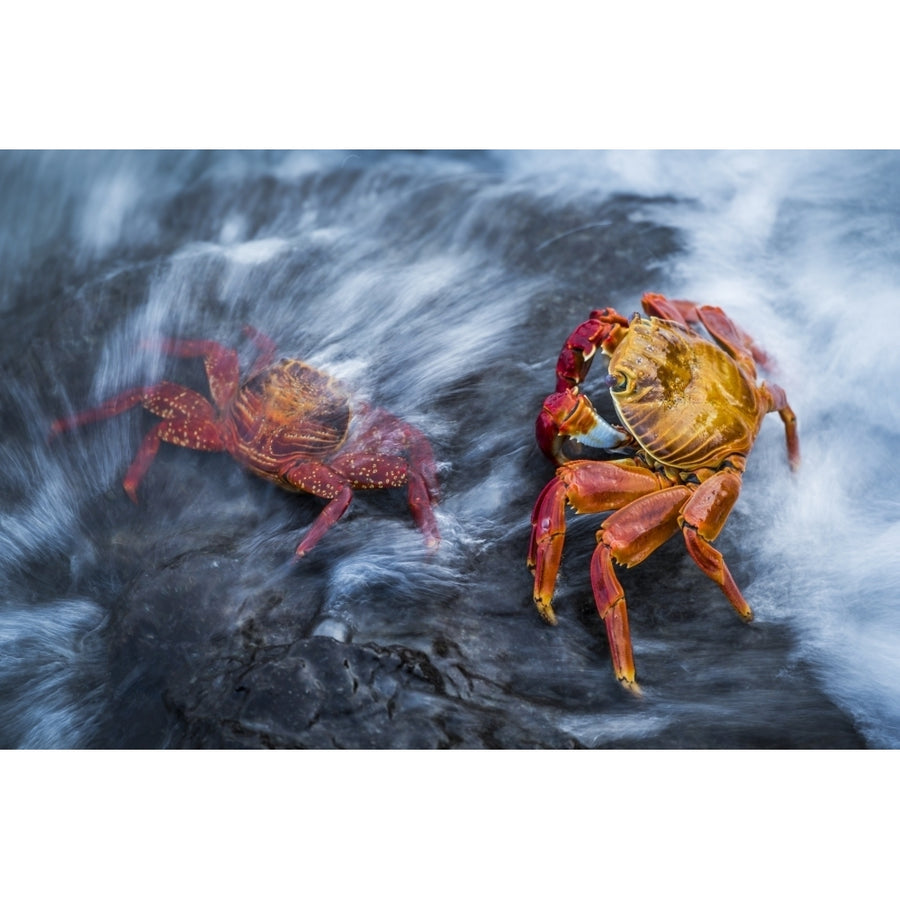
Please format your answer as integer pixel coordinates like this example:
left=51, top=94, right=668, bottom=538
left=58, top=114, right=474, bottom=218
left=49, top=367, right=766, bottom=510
left=535, top=600, right=558, bottom=626
left=619, top=677, right=643, bottom=697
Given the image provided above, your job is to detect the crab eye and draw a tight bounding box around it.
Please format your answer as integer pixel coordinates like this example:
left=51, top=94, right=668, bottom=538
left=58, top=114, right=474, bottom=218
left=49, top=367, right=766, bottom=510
left=605, top=372, right=628, bottom=392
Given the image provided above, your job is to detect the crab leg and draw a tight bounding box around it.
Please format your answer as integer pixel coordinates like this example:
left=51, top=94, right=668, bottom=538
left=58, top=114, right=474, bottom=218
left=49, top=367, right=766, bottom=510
left=120, top=412, right=225, bottom=502
left=639, top=293, right=697, bottom=327
left=241, top=326, right=280, bottom=378
left=589, top=545, right=637, bottom=690
left=120, top=423, right=164, bottom=502
left=590, top=486, right=694, bottom=691
left=679, top=468, right=753, bottom=621
left=52, top=382, right=226, bottom=501
left=345, top=407, right=441, bottom=549
left=50, top=386, right=150, bottom=435
left=528, top=478, right=569, bottom=622
left=144, top=338, right=240, bottom=411
left=528, top=460, right=671, bottom=625
left=762, top=382, right=800, bottom=470
left=397, top=427, right=441, bottom=550
left=338, top=449, right=441, bottom=550
left=51, top=386, right=180, bottom=503
left=286, top=450, right=440, bottom=557
left=405, top=469, right=441, bottom=551
left=284, top=466, right=355, bottom=558
left=554, top=308, right=629, bottom=392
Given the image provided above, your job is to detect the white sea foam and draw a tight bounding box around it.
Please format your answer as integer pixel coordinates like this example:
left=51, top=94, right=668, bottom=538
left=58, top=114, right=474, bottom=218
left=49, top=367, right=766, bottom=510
left=80, top=171, right=142, bottom=256
left=0, top=600, right=106, bottom=748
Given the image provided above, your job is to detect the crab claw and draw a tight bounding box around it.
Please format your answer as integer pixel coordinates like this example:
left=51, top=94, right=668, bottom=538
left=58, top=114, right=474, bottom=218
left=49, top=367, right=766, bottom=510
left=536, top=390, right=630, bottom=464
left=555, top=308, right=630, bottom=392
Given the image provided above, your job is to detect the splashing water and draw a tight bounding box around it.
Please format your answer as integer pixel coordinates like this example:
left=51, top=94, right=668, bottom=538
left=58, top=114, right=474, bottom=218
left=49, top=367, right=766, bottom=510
left=0, top=150, right=895, bottom=747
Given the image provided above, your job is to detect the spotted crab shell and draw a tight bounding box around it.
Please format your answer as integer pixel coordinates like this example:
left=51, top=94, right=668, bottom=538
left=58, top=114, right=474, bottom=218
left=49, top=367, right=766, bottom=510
left=231, top=359, right=351, bottom=467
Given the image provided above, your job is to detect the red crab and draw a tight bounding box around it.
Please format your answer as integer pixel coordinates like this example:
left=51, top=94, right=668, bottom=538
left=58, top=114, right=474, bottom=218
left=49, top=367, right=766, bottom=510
left=528, top=293, right=799, bottom=693
left=51, top=328, right=440, bottom=557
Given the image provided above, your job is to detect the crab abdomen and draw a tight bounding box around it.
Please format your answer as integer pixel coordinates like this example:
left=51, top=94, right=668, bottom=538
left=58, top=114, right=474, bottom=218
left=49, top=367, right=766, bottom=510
left=229, top=359, right=351, bottom=477
left=608, top=318, right=764, bottom=470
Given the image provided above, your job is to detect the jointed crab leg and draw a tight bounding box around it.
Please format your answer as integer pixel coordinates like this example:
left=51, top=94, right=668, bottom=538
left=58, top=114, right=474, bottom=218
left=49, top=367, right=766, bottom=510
left=283, top=407, right=441, bottom=556
left=554, top=308, right=629, bottom=392
left=144, top=338, right=240, bottom=410
left=147, top=330, right=282, bottom=396
left=529, top=458, right=761, bottom=690
left=529, top=460, right=676, bottom=690
left=51, top=382, right=226, bottom=502
left=589, top=487, right=693, bottom=692
left=352, top=406, right=441, bottom=549
left=242, top=325, right=279, bottom=377
left=284, top=469, right=354, bottom=558
left=51, top=386, right=150, bottom=434
left=528, top=459, right=670, bottom=621
left=763, top=382, right=800, bottom=470
left=589, top=545, right=637, bottom=690
left=679, top=468, right=753, bottom=621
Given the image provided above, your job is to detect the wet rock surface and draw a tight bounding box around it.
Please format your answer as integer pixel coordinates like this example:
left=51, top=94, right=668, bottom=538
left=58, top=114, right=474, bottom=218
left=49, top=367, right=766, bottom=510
left=0, top=151, right=865, bottom=748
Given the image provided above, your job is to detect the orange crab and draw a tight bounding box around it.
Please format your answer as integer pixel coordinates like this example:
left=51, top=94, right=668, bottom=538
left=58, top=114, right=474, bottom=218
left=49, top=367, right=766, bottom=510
left=528, top=293, right=799, bottom=693
left=51, top=328, right=440, bottom=557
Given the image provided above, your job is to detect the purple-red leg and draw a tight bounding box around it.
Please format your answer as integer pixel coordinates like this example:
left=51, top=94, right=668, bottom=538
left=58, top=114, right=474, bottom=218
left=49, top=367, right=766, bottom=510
left=52, top=381, right=226, bottom=501
left=402, top=425, right=440, bottom=547
left=51, top=386, right=149, bottom=436
left=284, top=410, right=441, bottom=557
left=339, top=406, right=441, bottom=550
left=143, top=338, right=240, bottom=411
left=281, top=460, right=355, bottom=558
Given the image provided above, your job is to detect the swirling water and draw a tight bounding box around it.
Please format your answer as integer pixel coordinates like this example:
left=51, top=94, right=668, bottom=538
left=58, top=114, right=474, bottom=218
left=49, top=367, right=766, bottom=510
left=0, top=149, right=896, bottom=748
